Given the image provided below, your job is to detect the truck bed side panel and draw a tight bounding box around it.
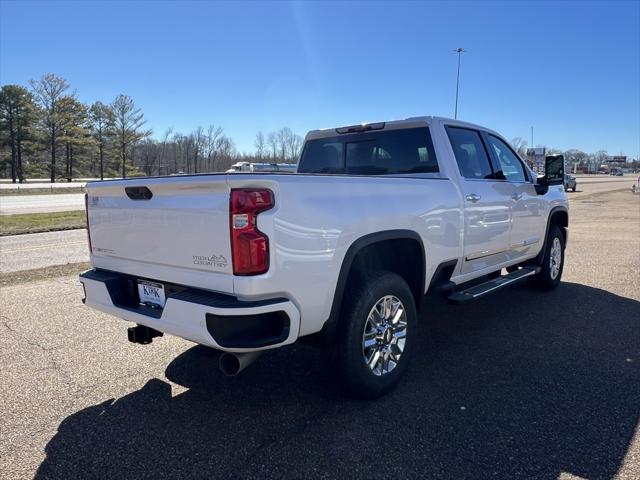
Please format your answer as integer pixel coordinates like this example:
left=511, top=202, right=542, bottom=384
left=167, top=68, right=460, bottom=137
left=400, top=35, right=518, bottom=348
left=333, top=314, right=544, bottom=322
left=229, top=174, right=462, bottom=336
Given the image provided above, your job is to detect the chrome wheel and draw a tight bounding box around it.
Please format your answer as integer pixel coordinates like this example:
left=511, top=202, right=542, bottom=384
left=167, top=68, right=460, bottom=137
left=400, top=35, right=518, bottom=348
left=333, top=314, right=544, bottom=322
left=549, top=237, right=562, bottom=280
left=362, top=295, right=407, bottom=376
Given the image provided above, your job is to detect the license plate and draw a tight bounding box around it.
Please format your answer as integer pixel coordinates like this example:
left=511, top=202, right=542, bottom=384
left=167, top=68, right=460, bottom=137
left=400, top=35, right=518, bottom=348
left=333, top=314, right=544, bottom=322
left=137, top=280, right=166, bottom=308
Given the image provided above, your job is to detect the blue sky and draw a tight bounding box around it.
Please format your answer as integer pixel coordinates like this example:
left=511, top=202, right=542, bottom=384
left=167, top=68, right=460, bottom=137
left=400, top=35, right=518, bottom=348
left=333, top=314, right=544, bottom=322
left=1, top=0, right=638, bottom=157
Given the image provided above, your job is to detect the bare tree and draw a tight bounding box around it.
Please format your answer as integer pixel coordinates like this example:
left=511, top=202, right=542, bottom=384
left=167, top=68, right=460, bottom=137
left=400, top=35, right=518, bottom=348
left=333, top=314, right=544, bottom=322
left=111, top=94, right=149, bottom=178
left=192, top=126, right=205, bottom=174
left=286, top=132, right=303, bottom=162
left=205, top=125, right=223, bottom=172
left=510, top=137, right=528, bottom=158
left=29, top=73, right=72, bottom=182
left=254, top=131, right=266, bottom=160
left=171, top=132, right=182, bottom=173
left=177, top=134, right=195, bottom=173
left=276, top=128, right=292, bottom=161
left=215, top=135, right=235, bottom=170
left=267, top=132, right=278, bottom=161
left=157, top=127, right=173, bottom=175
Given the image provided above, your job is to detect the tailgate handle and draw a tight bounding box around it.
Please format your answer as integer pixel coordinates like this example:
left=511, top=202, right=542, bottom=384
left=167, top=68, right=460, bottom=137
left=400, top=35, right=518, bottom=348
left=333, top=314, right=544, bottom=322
left=125, top=186, right=153, bottom=200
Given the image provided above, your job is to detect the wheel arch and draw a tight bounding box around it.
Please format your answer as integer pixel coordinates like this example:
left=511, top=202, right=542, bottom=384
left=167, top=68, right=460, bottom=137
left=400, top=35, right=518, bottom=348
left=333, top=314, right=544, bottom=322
left=320, top=230, right=426, bottom=341
left=533, top=206, right=569, bottom=265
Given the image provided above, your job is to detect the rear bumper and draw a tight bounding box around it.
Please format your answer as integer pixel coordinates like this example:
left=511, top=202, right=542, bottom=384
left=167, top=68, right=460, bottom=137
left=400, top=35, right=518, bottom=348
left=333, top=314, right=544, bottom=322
left=79, top=269, right=300, bottom=352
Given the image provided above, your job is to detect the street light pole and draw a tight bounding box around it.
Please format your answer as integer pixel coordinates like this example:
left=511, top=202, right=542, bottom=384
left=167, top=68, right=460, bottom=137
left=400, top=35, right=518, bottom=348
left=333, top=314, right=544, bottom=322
left=531, top=126, right=534, bottom=148
left=454, top=48, right=465, bottom=119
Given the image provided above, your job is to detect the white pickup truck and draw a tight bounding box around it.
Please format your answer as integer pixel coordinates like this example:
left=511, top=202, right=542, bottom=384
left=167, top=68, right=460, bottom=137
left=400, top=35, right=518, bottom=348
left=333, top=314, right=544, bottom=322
left=80, top=116, right=568, bottom=398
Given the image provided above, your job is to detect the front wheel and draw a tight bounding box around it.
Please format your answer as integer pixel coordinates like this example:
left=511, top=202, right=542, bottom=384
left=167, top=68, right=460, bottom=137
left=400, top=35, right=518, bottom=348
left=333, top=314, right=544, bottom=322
left=330, top=271, right=417, bottom=399
left=529, top=225, right=565, bottom=291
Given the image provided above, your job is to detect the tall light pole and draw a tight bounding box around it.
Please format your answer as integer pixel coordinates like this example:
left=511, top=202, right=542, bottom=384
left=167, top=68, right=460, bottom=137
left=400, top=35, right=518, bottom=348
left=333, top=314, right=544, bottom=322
left=531, top=126, right=534, bottom=148
left=454, top=48, right=465, bottom=119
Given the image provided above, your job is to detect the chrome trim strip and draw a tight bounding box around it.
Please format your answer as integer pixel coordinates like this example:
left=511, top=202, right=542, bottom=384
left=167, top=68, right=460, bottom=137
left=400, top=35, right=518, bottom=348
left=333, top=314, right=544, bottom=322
left=465, top=247, right=509, bottom=261
left=509, top=236, right=541, bottom=249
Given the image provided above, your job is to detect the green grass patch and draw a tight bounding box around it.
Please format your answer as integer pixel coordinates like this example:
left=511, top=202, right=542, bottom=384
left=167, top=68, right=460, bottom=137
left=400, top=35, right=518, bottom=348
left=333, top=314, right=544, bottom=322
left=0, top=186, right=86, bottom=196
left=0, top=210, right=86, bottom=236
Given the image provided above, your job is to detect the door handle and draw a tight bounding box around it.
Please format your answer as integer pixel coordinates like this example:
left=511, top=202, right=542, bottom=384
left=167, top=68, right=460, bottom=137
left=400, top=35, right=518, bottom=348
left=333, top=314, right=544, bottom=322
left=511, top=193, right=522, bottom=201
left=465, top=194, right=481, bottom=203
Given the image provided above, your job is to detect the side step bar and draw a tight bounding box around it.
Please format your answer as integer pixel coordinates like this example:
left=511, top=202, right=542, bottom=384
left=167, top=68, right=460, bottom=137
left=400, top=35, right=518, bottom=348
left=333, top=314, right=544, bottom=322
left=447, top=267, right=540, bottom=305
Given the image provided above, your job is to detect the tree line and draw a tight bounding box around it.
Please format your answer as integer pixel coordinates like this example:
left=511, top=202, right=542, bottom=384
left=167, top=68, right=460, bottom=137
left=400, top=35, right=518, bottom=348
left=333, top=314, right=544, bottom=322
left=0, top=73, right=304, bottom=183
left=510, top=137, right=638, bottom=172
left=2, top=74, right=635, bottom=183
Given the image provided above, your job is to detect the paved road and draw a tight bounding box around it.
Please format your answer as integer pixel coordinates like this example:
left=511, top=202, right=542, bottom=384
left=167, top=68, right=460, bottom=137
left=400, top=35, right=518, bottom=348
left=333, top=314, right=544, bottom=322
left=0, top=193, right=85, bottom=215
left=0, top=230, right=88, bottom=273
left=1, top=190, right=638, bottom=479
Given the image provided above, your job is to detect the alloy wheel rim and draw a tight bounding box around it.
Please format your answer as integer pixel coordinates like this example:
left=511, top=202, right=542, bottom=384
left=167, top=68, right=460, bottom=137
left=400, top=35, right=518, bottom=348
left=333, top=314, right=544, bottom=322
left=362, top=295, right=407, bottom=376
left=550, top=237, right=562, bottom=280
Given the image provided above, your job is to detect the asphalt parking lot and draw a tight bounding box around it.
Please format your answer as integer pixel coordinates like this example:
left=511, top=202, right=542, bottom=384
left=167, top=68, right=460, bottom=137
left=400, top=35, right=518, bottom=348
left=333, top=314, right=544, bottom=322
left=1, top=188, right=639, bottom=479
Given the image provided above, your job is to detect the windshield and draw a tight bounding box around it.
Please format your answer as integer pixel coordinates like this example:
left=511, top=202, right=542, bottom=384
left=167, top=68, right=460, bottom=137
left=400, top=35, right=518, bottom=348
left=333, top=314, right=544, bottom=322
left=297, top=127, right=439, bottom=175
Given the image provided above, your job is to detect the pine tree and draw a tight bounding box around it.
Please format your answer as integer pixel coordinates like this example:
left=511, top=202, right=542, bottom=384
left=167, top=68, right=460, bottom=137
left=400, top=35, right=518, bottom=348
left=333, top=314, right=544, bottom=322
left=111, top=94, right=150, bottom=178
left=29, top=74, right=72, bottom=182
left=0, top=85, right=37, bottom=183
left=89, top=101, right=115, bottom=180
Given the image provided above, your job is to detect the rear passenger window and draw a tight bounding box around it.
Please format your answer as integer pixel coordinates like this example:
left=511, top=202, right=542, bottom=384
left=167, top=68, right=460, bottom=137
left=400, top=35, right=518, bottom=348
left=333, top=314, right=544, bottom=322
left=297, top=127, right=438, bottom=175
left=345, top=128, right=438, bottom=175
left=445, top=127, right=493, bottom=180
left=298, top=141, right=344, bottom=174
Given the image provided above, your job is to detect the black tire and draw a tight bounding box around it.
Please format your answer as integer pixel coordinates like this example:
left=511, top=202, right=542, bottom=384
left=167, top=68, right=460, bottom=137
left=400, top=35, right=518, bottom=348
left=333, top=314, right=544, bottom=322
left=529, top=225, right=565, bottom=291
left=572, top=186, right=576, bottom=192
left=329, top=271, right=417, bottom=399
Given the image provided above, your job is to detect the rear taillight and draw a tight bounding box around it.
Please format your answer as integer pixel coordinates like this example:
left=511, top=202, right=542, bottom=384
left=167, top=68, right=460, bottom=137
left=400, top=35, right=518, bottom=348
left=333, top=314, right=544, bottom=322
left=230, top=189, right=274, bottom=275
left=84, top=193, right=92, bottom=253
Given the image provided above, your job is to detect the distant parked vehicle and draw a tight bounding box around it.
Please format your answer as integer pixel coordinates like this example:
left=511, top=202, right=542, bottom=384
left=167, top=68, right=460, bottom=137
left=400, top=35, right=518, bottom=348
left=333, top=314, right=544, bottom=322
left=564, top=174, right=577, bottom=192
left=227, top=162, right=297, bottom=173
left=610, top=168, right=624, bottom=176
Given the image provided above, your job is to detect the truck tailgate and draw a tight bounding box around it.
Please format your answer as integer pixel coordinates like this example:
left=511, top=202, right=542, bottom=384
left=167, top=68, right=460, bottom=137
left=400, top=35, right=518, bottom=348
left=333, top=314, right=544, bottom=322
left=86, top=175, right=234, bottom=293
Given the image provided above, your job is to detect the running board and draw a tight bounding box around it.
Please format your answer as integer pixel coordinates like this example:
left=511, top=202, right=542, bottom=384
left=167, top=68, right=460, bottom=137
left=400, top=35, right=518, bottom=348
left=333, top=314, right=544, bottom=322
left=447, top=267, right=540, bottom=305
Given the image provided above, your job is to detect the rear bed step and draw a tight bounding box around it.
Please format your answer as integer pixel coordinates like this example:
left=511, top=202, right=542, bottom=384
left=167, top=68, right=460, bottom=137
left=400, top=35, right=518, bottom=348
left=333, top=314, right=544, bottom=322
left=447, top=267, right=540, bottom=305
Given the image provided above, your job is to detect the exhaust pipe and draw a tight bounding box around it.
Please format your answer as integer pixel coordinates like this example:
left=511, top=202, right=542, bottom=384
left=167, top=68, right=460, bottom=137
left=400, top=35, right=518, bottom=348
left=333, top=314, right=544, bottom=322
left=219, top=351, right=263, bottom=376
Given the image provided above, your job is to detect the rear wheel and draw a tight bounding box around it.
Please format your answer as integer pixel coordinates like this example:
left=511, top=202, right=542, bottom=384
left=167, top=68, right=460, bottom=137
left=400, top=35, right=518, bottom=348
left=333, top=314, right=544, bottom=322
left=572, top=186, right=576, bottom=192
left=529, top=225, right=565, bottom=291
left=330, top=271, right=417, bottom=399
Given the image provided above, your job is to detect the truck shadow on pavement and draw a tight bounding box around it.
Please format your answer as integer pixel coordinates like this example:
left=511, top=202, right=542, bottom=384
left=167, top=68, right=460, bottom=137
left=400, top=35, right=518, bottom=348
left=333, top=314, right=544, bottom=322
left=36, top=282, right=639, bottom=479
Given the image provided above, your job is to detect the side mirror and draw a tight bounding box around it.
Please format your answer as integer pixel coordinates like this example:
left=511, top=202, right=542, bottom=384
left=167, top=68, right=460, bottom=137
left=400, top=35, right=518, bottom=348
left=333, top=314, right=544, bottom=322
left=535, top=154, right=565, bottom=194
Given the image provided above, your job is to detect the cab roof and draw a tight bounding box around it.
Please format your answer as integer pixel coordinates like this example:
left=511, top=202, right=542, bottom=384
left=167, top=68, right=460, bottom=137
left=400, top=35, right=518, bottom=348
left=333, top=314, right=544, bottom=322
left=305, top=116, right=501, bottom=141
